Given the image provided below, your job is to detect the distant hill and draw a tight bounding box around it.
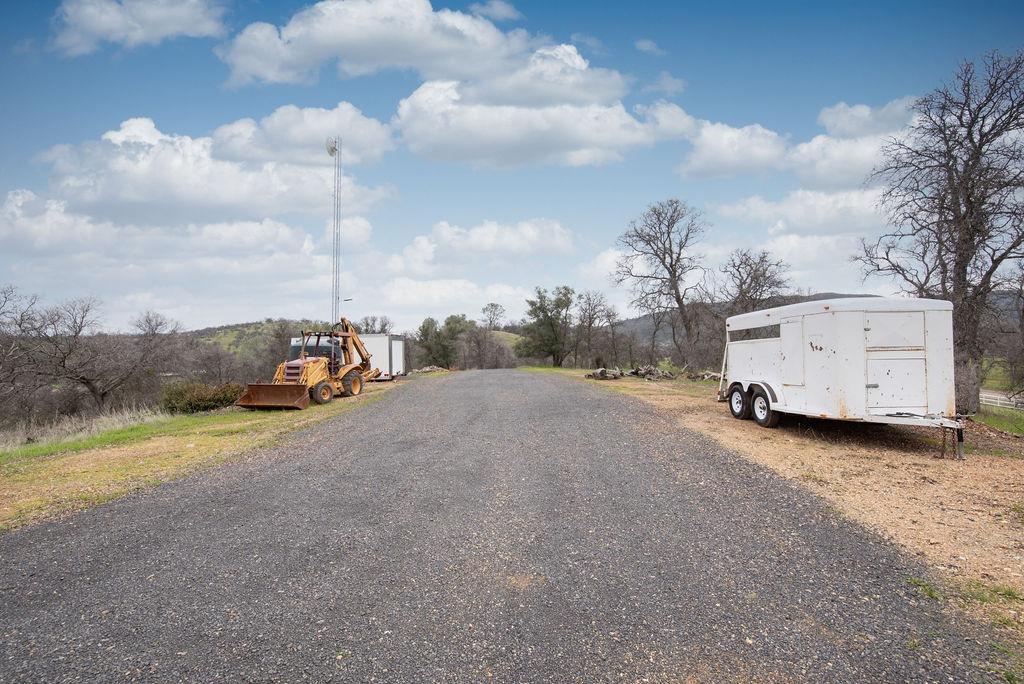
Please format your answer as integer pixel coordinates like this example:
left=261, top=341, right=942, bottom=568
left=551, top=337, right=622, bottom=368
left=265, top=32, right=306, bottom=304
left=616, top=292, right=876, bottom=344
left=491, top=330, right=523, bottom=348
left=187, top=319, right=330, bottom=356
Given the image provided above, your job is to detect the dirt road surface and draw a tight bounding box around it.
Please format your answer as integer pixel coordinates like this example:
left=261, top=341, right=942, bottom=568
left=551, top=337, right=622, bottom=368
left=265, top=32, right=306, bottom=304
left=0, top=370, right=998, bottom=682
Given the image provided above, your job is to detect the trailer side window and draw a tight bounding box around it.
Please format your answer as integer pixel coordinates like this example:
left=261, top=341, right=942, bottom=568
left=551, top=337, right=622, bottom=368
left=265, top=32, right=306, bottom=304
left=730, top=324, right=780, bottom=342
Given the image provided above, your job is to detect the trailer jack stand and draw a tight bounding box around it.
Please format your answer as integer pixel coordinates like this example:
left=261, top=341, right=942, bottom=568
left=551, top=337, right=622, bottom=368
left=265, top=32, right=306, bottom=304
left=940, top=426, right=966, bottom=460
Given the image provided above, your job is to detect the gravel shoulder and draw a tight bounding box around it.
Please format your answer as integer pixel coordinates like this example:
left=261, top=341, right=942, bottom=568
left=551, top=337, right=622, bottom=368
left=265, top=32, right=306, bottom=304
left=0, top=369, right=1004, bottom=682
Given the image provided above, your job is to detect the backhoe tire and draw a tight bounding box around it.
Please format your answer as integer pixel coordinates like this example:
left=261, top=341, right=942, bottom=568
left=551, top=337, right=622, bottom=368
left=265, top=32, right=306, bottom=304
left=341, top=370, right=363, bottom=397
left=311, top=381, right=333, bottom=405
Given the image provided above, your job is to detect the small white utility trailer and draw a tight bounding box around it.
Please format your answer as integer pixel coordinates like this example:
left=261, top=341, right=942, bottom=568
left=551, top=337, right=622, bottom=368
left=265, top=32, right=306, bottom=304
left=359, top=333, right=406, bottom=380
left=718, top=297, right=964, bottom=457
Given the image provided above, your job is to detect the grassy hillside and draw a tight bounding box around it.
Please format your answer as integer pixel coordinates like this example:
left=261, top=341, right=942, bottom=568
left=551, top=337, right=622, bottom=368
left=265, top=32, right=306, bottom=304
left=190, top=319, right=330, bottom=356
left=492, top=330, right=523, bottom=347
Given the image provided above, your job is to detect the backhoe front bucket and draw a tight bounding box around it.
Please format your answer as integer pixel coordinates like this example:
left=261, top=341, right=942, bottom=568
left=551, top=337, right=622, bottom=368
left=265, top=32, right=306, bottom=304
left=235, top=383, right=310, bottom=410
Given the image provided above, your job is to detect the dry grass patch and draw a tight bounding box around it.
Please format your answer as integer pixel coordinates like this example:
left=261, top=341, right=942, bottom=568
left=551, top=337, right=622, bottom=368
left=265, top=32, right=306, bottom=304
left=0, top=382, right=397, bottom=531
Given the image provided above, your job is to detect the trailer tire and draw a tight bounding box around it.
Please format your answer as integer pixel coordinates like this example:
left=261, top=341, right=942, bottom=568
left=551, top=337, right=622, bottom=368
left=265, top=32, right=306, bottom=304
left=341, top=370, right=363, bottom=397
left=727, top=385, right=751, bottom=419
left=751, top=388, right=780, bottom=428
left=311, top=381, right=333, bottom=405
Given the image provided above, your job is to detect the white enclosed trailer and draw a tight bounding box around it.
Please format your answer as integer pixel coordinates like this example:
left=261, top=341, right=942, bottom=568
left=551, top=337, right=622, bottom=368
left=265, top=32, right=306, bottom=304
left=718, top=297, right=963, bottom=456
left=359, top=333, right=406, bottom=380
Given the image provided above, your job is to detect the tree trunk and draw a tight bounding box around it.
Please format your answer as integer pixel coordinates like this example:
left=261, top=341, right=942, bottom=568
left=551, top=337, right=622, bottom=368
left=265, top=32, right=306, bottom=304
left=951, top=297, right=983, bottom=414
left=954, top=350, right=981, bottom=414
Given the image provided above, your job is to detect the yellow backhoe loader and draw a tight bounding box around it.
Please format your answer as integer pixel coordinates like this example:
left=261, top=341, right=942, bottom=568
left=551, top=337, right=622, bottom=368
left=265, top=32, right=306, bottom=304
left=236, top=318, right=381, bottom=410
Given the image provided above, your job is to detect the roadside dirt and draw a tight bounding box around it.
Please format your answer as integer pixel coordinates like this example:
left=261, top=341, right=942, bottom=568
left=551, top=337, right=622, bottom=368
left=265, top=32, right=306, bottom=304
left=571, top=373, right=1024, bottom=593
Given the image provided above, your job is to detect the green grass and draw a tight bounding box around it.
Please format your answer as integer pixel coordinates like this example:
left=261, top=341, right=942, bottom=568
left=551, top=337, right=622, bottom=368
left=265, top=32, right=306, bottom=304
left=963, top=581, right=1024, bottom=605
left=0, top=411, right=255, bottom=465
left=984, top=358, right=1014, bottom=392
left=1012, top=502, right=1024, bottom=526
left=491, top=330, right=523, bottom=347
left=974, top=406, right=1024, bottom=436
left=907, top=577, right=941, bottom=600
left=0, top=383, right=401, bottom=531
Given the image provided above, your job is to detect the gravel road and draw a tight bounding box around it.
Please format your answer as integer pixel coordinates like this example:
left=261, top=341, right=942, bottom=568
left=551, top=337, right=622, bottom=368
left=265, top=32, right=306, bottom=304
left=0, top=370, right=997, bottom=682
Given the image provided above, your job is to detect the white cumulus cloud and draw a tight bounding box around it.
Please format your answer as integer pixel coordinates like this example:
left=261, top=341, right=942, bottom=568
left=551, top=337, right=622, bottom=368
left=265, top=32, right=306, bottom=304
left=433, top=218, right=571, bottom=253
left=679, top=122, right=787, bottom=178
left=211, top=102, right=394, bottom=166
left=715, top=189, right=884, bottom=236
left=577, top=247, right=623, bottom=282
left=54, top=0, right=225, bottom=56
left=461, top=44, right=628, bottom=106
left=379, top=276, right=529, bottom=312
left=393, top=81, right=694, bottom=167
left=675, top=96, right=915, bottom=183
left=468, top=0, right=521, bottom=21
left=386, top=218, right=572, bottom=274
left=642, top=70, right=685, bottom=95
left=42, top=117, right=391, bottom=224
left=817, top=96, right=915, bottom=138
left=217, top=0, right=535, bottom=86
left=786, top=133, right=889, bottom=188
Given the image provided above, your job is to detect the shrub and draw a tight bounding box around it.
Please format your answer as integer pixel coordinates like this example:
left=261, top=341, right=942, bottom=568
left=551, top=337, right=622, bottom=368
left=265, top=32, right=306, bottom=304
left=160, top=381, right=244, bottom=414
left=657, top=358, right=684, bottom=376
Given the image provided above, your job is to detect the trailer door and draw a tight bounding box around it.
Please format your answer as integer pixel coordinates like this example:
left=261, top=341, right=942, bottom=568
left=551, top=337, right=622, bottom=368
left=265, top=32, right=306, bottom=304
left=864, top=311, right=928, bottom=412
left=780, top=319, right=803, bottom=385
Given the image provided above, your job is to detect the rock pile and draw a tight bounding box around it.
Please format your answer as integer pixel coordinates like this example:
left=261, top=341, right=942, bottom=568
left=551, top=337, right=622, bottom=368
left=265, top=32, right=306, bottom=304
left=627, top=365, right=675, bottom=381
left=410, top=365, right=447, bottom=373
left=585, top=368, right=624, bottom=380
left=686, top=370, right=722, bottom=382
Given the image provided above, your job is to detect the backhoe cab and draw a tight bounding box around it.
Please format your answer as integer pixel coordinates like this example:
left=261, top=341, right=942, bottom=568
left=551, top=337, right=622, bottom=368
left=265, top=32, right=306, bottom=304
left=236, top=318, right=381, bottom=410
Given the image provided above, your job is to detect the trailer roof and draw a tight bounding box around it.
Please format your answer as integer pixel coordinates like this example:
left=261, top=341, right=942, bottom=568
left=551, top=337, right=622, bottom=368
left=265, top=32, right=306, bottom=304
left=726, top=297, right=952, bottom=331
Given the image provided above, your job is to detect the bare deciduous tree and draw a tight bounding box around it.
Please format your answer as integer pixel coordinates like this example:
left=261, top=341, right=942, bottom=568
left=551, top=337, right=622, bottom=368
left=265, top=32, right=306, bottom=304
left=29, top=299, right=179, bottom=410
left=573, top=291, right=607, bottom=368
left=705, top=249, right=790, bottom=318
left=480, top=302, right=506, bottom=330
left=355, top=315, right=393, bottom=335
left=0, top=285, right=40, bottom=420
left=603, top=304, right=620, bottom=366
left=858, top=50, right=1024, bottom=412
left=615, top=199, right=707, bottom=365
left=459, top=324, right=516, bottom=369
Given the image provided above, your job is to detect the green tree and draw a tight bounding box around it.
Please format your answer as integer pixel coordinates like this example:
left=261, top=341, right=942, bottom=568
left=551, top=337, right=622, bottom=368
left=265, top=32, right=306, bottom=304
left=416, top=314, right=473, bottom=368
left=516, top=286, right=575, bottom=367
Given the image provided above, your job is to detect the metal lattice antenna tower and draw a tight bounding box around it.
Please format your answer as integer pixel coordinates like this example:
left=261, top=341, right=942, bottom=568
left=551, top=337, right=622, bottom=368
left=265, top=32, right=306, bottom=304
left=326, top=136, right=342, bottom=324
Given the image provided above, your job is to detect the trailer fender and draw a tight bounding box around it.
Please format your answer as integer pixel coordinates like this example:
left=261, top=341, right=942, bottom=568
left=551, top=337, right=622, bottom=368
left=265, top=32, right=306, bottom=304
left=745, top=381, right=779, bottom=404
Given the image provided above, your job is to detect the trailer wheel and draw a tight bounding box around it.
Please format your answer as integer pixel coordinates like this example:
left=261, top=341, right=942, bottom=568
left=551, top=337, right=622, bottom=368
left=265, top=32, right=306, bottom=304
left=727, top=385, right=751, bottom=419
left=751, top=389, right=780, bottom=428
left=341, top=370, right=363, bottom=397
left=311, top=381, right=333, bottom=405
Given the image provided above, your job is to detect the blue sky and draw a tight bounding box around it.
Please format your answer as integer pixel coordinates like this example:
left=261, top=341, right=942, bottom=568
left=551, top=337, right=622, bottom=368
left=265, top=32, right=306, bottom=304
left=1, top=0, right=1022, bottom=331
